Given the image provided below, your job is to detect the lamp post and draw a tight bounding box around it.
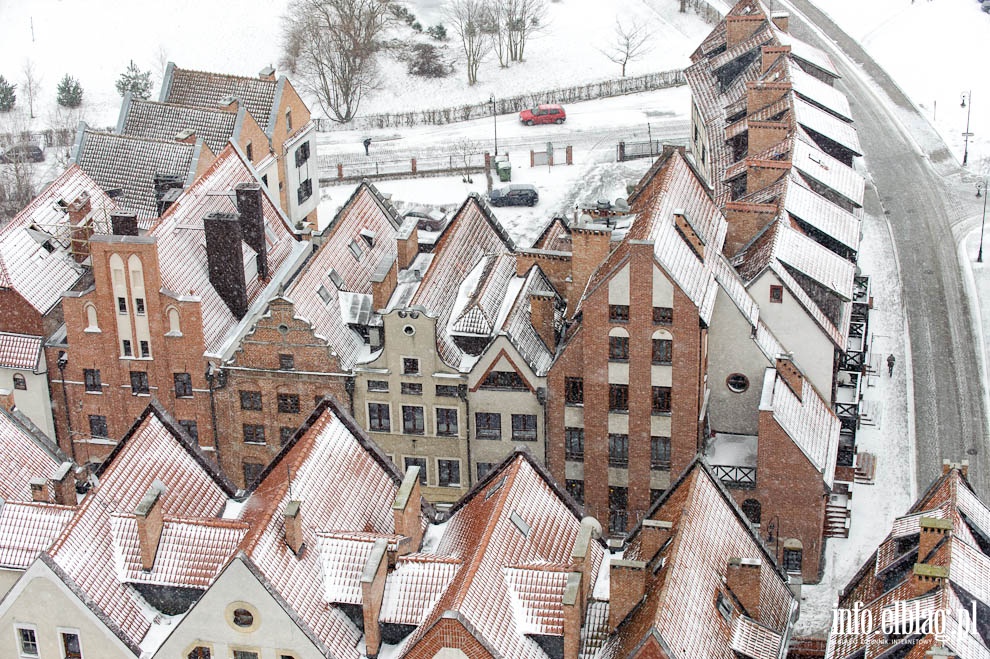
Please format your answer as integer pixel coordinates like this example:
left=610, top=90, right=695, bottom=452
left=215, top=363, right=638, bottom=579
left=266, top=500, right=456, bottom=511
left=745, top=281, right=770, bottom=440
left=489, top=94, right=498, bottom=156
left=961, top=91, right=973, bottom=167
left=978, top=179, right=988, bottom=263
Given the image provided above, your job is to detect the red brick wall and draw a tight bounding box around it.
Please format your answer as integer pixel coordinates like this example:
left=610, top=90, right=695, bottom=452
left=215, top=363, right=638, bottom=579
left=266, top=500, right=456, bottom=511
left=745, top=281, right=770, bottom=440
left=0, top=288, right=44, bottom=335
left=405, top=617, right=494, bottom=659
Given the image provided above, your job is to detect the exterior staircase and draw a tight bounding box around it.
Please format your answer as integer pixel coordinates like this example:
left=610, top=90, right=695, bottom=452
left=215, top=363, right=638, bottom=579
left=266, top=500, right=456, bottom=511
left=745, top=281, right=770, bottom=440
left=854, top=452, right=877, bottom=484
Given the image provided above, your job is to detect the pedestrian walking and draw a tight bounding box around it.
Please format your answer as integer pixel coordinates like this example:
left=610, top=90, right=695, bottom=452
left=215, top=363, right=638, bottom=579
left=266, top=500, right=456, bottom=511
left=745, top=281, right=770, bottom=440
left=363, top=137, right=372, bottom=156
left=887, top=354, right=896, bottom=376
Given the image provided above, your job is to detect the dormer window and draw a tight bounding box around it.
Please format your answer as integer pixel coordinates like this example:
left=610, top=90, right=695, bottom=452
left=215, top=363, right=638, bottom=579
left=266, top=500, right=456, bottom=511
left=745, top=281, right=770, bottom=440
left=360, top=229, right=376, bottom=247
left=716, top=592, right=733, bottom=622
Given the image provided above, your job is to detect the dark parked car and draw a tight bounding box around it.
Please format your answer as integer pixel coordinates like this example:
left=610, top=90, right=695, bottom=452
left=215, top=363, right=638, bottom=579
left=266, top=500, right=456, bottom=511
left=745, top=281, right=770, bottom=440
left=489, top=184, right=539, bottom=207
left=0, top=143, right=44, bottom=164
left=519, top=104, right=566, bottom=126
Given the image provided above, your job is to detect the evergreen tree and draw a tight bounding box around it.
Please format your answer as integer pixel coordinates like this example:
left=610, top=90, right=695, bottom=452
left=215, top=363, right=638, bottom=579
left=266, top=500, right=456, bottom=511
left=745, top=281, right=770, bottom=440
left=115, top=60, right=152, bottom=99
left=0, top=76, right=15, bottom=112
left=56, top=74, right=84, bottom=108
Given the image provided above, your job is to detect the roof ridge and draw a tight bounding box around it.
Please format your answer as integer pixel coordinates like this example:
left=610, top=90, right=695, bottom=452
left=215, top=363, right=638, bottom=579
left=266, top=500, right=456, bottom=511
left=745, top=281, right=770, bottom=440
left=82, top=128, right=199, bottom=148
left=172, top=65, right=277, bottom=87
left=130, top=98, right=239, bottom=115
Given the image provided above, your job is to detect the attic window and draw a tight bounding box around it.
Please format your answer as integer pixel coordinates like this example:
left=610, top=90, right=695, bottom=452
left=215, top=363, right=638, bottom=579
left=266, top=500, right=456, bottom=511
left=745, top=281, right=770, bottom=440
left=485, top=475, right=507, bottom=500
left=716, top=592, right=733, bottom=622
left=328, top=269, right=345, bottom=289
left=360, top=229, right=376, bottom=247
left=348, top=240, right=364, bottom=261
left=510, top=511, right=531, bottom=538
left=317, top=285, right=332, bottom=304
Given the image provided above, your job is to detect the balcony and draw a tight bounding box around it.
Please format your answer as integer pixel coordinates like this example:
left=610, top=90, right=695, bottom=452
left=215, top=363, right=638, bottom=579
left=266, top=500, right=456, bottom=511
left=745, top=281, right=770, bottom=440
left=705, top=432, right=757, bottom=489
left=834, top=370, right=861, bottom=431
left=841, top=320, right=868, bottom=372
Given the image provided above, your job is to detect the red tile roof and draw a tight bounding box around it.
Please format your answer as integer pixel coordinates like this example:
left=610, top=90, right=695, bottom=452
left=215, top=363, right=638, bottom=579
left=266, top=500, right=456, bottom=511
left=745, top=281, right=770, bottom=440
left=0, top=332, right=43, bottom=370
left=0, top=406, right=67, bottom=502
left=162, top=64, right=278, bottom=135
left=0, top=502, right=75, bottom=570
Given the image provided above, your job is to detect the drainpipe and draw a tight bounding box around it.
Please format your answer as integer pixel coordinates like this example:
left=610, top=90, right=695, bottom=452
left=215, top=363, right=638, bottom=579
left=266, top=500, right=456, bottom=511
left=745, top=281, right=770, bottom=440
left=460, top=384, right=472, bottom=489
left=537, top=385, right=549, bottom=471
left=205, top=362, right=223, bottom=466
left=57, top=351, right=76, bottom=463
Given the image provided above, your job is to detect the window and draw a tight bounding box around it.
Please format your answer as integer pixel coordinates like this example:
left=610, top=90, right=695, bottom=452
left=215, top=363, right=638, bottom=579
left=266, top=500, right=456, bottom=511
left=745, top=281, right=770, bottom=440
left=726, top=373, right=750, bottom=393
left=234, top=650, right=259, bottom=659
left=174, top=372, right=193, bottom=398
left=243, top=462, right=265, bottom=485
left=608, top=335, right=630, bottom=360
left=565, top=427, right=584, bottom=460
left=566, top=480, right=585, bottom=504
left=85, top=303, right=99, bottom=330
left=609, top=304, right=630, bottom=322
left=476, top=412, right=501, bottom=440
left=652, top=339, right=672, bottom=364
left=564, top=377, right=584, bottom=405
left=130, top=371, right=150, bottom=394
left=246, top=142, right=254, bottom=161
left=436, top=384, right=459, bottom=397
left=480, top=371, right=527, bottom=390
left=783, top=543, right=803, bottom=573
left=651, top=436, right=671, bottom=469
left=240, top=390, right=263, bottom=411
left=742, top=499, right=762, bottom=525
left=61, top=631, right=82, bottom=659
left=436, top=408, right=458, bottom=436
left=135, top=297, right=145, bottom=314
left=285, top=109, right=293, bottom=131
left=329, top=269, right=345, bottom=289
left=17, top=626, right=39, bottom=657
left=609, top=384, right=629, bottom=411
left=609, top=486, right=628, bottom=534
left=122, top=339, right=133, bottom=357
left=243, top=424, right=266, bottom=444
left=139, top=340, right=151, bottom=358
left=770, top=285, right=784, bottom=303
left=368, top=403, right=391, bottom=432
left=89, top=415, right=108, bottom=438
left=368, top=380, right=389, bottom=392
left=10, top=373, right=26, bottom=390
left=280, top=426, right=296, bottom=445
left=401, top=382, right=423, bottom=395
left=117, top=296, right=127, bottom=313
left=405, top=457, right=427, bottom=484
left=438, top=459, right=460, bottom=487
left=295, top=141, right=311, bottom=167
left=652, top=386, right=671, bottom=414
left=179, top=420, right=199, bottom=442
left=608, top=434, right=629, bottom=467
left=277, top=393, right=301, bottom=414
left=716, top=592, right=733, bottom=621
left=297, top=178, right=313, bottom=205
left=187, top=648, right=211, bottom=659
left=348, top=239, right=364, bottom=261
left=317, top=285, right=332, bottom=304
left=477, top=462, right=496, bottom=479
left=402, top=405, right=425, bottom=434
left=232, top=608, right=254, bottom=627
left=402, top=357, right=420, bottom=375
left=511, top=414, right=537, bottom=441
left=84, top=369, right=102, bottom=392
left=279, top=354, right=295, bottom=370
left=651, top=489, right=664, bottom=505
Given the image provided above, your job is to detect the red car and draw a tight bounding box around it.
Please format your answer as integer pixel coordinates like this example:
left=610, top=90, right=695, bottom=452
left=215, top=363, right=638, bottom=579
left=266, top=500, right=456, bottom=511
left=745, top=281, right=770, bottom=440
left=519, top=104, right=566, bottom=126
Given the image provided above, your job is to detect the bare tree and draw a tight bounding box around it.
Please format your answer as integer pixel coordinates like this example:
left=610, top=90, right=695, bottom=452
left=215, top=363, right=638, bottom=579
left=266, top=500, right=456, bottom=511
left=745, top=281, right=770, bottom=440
left=601, top=19, right=651, bottom=77
left=482, top=0, right=510, bottom=68
left=0, top=110, right=38, bottom=221
left=446, top=0, right=492, bottom=85
left=681, top=0, right=687, bottom=12
left=505, top=0, right=547, bottom=62
left=281, top=0, right=390, bottom=123
left=21, top=60, right=40, bottom=120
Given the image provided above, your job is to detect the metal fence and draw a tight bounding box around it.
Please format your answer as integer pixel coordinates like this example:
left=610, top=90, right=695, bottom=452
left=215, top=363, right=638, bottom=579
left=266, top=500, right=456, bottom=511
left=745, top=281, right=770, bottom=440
left=321, top=151, right=490, bottom=183
left=617, top=139, right=662, bottom=162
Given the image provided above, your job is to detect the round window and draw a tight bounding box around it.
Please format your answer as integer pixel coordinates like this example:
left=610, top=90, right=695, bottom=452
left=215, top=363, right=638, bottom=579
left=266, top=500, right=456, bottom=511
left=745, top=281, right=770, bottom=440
left=232, top=608, right=254, bottom=628
left=403, top=325, right=416, bottom=336
left=726, top=373, right=749, bottom=393
left=277, top=323, right=290, bottom=335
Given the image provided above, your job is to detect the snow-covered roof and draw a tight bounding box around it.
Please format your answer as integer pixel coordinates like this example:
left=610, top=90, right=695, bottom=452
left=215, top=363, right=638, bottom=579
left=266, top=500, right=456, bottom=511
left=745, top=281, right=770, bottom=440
left=783, top=175, right=861, bottom=253
left=0, top=502, right=75, bottom=570
left=790, top=66, right=852, bottom=121
left=0, top=405, right=67, bottom=502
left=161, top=63, right=280, bottom=135
left=793, top=96, right=862, bottom=156
left=0, top=332, right=43, bottom=370
left=117, top=95, right=239, bottom=155
left=792, top=133, right=865, bottom=208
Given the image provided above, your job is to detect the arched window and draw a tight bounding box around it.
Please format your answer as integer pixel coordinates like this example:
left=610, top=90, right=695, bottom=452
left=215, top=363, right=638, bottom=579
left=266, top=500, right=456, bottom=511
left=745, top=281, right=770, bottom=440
left=651, top=329, right=673, bottom=365
left=608, top=327, right=630, bottom=361
left=84, top=303, right=99, bottom=331
left=741, top=498, right=761, bottom=525
left=187, top=648, right=211, bottom=659
left=12, top=373, right=27, bottom=390
left=782, top=538, right=803, bottom=573
left=166, top=307, right=182, bottom=335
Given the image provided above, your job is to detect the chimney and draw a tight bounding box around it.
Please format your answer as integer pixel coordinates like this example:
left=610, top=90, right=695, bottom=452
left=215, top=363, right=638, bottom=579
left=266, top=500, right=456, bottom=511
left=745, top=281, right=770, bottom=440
left=744, top=160, right=791, bottom=195
left=746, top=81, right=793, bottom=116
left=562, top=572, right=583, bottom=659
left=259, top=66, right=276, bottom=82
left=776, top=355, right=803, bottom=400
left=771, top=11, right=789, bottom=32
left=941, top=459, right=970, bottom=480
left=530, top=291, right=557, bottom=350
left=67, top=191, right=91, bottom=225
left=30, top=478, right=50, bottom=503
left=235, top=182, right=269, bottom=280
left=284, top=500, right=304, bottom=555
left=723, top=203, right=778, bottom=256
left=220, top=95, right=238, bottom=111
left=371, top=255, right=397, bottom=310
left=761, top=45, right=792, bottom=73
left=748, top=120, right=791, bottom=156
left=909, top=563, right=948, bottom=598
left=0, top=389, right=13, bottom=413
left=673, top=210, right=705, bottom=260
left=396, top=218, right=419, bottom=272
left=175, top=128, right=197, bottom=145
left=569, top=224, right=612, bottom=306
left=110, top=211, right=140, bottom=237
left=918, top=516, right=952, bottom=562
left=725, top=14, right=766, bottom=48
left=726, top=557, right=763, bottom=621
left=361, top=538, right=389, bottom=658
left=52, top=461, right=76, bottom=506
left=570, top=517, right=601, bottom=605
left=392, top=467, right=423, bottom=554
left=638, top=519, right=673, bottom=563
left=134, top=483, right=166, bottom=571
left=204, top=212, right=249, bottom=319
left=609, top=559, right=647, bottom=629
left=69, top=223, right=94, bottom=264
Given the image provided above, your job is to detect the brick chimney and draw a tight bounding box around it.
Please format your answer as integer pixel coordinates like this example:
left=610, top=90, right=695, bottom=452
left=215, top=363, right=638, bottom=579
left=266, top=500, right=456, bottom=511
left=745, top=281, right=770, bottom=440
left=941, top=459, right=970, bottom=480
left=284, top=500, right=304, bottom=555
left=638, top=519, right=673, bottom=563
left=776, top=355, right=803, bottom=401
left=530, top=291, right=557, bottom=350
left=259, top=66, right=276, bottom=82
left=745, top=160, right=791, bottom=195
left=110, top=210, right=140, bottom=237
left=569, top=224, right=612, bottom=304
left=203, top=212, right=249, bottom=319
left=726, top=557, right=763, bottom=621
left=609, top=559, right=647, bottom=629
left=909, top=563, right=948, bottom=598
left=220, top=95, right=238, bottom=111
left=771, top=11, right=789, bottom=32
left=30, top=478, right=50, bottom=502
left=562, top=571, right=583, bottom=659
left=723, top=202, right=777, bottom=257
left=67, top=191, right=91, bottom=225
left=371, top=255, right=398, bottom=310
left=748, top=120, right=791, bottom=157
left=396, top=217, right=420, bottom=272
left=134, top=483, right=166, bottom=571
left=918, top=516, right=952, bottom=562
left=175, top=128, right=197, bottom=145
left=52, top=461, right=76, bottom=506
left=762, top=45, right=792, bottom=73
left=725, top=14, right=766, bottom=48
left=69, top=223, right=94, bottom=264
left=570, top=516, right=601, bottom=605
left=673, top=210, right=705, bottom=260
left=392, top=467, right=423, bottom=554
left=747, top=81, right=793, bottom=116
left=235, top=182, right=269, bottom=280
left=361, top=538, right=389, bottom=658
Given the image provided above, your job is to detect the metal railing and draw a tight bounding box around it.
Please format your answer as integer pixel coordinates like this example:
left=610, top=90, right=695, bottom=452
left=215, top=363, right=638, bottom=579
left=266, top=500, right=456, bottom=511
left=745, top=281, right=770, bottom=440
left=710, top=464, right=756, bottom=488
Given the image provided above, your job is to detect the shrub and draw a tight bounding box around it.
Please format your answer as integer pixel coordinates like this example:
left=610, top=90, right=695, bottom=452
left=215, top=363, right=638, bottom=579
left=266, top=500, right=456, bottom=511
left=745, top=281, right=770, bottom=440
left=427, top=24, right=448, bottom=41
left=56, top=74, right=84, bottom=108
left=115, top=60, right=152, bottom=99
left=407, top=44, right=452, bottom=78
left=0, top=76, right=15, bottom=112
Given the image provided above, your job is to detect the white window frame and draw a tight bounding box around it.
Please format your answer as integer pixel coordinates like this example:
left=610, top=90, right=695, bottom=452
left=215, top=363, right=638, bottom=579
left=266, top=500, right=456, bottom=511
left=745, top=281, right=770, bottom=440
left=14, top=624, right=40, bottom=658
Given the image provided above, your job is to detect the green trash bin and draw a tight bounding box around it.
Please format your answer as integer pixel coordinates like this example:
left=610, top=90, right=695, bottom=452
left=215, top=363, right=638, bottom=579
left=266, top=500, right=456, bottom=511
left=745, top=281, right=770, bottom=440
left=497, top=161, right=512, bottom=182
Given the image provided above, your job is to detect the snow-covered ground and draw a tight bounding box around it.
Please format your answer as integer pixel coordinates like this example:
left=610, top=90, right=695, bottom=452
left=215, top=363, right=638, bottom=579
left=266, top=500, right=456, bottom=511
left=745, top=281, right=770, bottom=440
left=801, top=0, right=990, bottom=170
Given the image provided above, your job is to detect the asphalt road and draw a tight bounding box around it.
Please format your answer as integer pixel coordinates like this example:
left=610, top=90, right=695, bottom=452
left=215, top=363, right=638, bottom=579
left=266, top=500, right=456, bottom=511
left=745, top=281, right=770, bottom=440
left=779, top=0, right=990, bottom=498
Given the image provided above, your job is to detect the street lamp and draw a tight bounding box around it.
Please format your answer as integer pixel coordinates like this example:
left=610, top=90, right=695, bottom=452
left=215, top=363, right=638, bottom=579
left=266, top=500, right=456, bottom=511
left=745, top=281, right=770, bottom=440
left=489, top=94, right=498, bottom=157
left=961, top=91, right=973, bottom=167
left=978, top=179, right=988, bottom=263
